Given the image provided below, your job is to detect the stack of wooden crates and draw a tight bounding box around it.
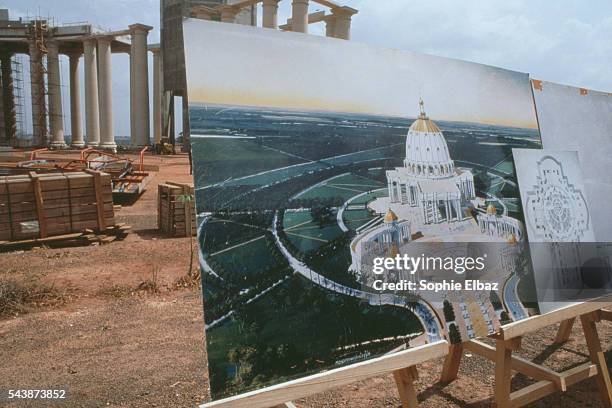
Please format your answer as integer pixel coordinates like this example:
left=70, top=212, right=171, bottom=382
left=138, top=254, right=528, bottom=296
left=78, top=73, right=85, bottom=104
left=0, top=170, right=114, bottom=242
left=158, top=181, right=196, bottom=237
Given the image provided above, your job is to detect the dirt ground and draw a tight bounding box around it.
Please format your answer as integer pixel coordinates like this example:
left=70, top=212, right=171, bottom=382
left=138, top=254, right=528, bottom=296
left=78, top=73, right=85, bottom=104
left=1, top=149, right=611, bottom=407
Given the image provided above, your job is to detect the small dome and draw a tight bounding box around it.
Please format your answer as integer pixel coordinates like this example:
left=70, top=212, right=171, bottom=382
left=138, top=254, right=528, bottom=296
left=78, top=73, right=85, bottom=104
left=508, top=233, right=517, bottom=244
left=487, top=204, right=497, bottom=215
left=384, top=208, right=399, bottom=223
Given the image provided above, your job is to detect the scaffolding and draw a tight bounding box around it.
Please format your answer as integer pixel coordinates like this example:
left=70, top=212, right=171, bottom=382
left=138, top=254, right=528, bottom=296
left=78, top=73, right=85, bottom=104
left=28, top=19, right=49, bottom=146
left=12, top=56, right=26, bottom=141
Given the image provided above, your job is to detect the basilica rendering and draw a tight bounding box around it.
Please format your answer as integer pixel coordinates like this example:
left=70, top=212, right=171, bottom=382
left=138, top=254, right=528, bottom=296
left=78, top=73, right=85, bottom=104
left=350, top=100, right=523, bottom=278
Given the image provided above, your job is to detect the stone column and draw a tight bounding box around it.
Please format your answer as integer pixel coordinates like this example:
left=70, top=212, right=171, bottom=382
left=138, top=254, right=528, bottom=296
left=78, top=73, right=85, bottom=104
left=151, top=47, right=162, bottom=145
left=324, top=15, right=336, bottom=37
left=291, top=0, right=309, bottom=33
left=262, top=0, right=280, bottom=29
left=97, top=36, right=116, bottom=151
left=68, top=52, right=84, bottom=147
left=332, top=6, right=358, bottom=40
left=47, top=40, right=65, bottom=149
left=220, top=6, right=238, bottom=23
left=29, top=40, right=47, bottom=146
left=129, top=24, right=152, bottom=147
left=83, top=39, right=100, bottom=147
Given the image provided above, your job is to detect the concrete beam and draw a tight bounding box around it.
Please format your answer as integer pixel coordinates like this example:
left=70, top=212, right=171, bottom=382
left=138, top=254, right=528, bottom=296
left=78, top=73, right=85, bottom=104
left=280, top=10, right=326, bottom=30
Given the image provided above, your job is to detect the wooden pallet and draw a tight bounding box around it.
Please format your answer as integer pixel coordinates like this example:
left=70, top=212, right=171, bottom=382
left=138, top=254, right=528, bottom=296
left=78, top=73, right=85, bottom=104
left=0, top=170, right=114, bottom=242
left=158, top=181, right=196, bottom=237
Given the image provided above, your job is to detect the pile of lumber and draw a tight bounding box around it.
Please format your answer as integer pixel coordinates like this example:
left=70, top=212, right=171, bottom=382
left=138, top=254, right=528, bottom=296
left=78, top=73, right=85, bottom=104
left=0, top=224, right=131, bottom=251
left=0, top=170, right=114, bottom=242
left=158, top=181, right=196, bottom=237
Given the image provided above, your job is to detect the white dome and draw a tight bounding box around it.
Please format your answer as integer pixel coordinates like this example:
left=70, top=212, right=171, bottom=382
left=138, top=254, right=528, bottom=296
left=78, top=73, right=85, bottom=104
left=403, top=99, right=454, bottom=179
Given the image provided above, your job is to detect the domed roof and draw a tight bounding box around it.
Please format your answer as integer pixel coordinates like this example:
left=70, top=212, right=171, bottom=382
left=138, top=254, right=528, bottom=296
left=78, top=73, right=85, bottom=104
left=486, top=203, right=497, bottom=215
left=404, top=99, right=454, bottom=178
left=384, top=208, right=399, bottom=223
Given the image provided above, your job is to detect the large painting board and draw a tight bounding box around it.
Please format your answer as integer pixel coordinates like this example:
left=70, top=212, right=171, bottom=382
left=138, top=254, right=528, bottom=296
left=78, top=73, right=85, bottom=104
left=184, top=19, right=542, bottom=401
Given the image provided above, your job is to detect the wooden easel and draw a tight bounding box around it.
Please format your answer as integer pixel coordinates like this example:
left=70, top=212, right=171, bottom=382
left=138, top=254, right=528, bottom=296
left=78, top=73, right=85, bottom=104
left=201, top=340, right=448, bottom=408
left=440, top=300, right=612, bottom=407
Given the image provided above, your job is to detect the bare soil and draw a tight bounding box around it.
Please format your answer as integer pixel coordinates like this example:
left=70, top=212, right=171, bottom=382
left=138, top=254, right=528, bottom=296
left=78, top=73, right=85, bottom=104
left=1, top=149, right=611, bottom=407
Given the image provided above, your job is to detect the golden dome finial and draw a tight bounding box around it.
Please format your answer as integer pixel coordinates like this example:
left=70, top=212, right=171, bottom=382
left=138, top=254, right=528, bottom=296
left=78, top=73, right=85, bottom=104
left=486, top=203, right=497, bottom=215
left=384, top=208, right=399, bottom=223
left=419, top=97, right=427, bottom=119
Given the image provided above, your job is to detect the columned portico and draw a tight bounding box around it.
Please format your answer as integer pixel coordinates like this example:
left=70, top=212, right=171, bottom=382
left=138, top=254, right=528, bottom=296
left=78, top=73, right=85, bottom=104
left=129, top=24, right=152, bottom=147
left=97, top=36, right=116, bottom=151
left=291, top=0, right=309, bottom=33
left=68, top=52, right=84, bottom=147
left=83, top=38, right=100, bottom=147
left=47, top=40, right=65, bottom=149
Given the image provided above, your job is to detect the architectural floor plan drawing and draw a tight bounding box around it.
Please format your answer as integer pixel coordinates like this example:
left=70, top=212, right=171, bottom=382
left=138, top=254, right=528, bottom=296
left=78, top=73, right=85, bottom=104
left=513, top=149, right=603, bottom=313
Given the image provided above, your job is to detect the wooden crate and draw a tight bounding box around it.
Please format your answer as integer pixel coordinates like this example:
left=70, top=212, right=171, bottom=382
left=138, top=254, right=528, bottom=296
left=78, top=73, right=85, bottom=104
left=0, top=170, right=115, bottom=241
left=158, top=181, right=196, bottom=237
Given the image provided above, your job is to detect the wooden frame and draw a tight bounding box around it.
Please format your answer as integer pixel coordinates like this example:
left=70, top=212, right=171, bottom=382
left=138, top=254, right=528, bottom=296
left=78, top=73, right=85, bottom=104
left=440, top=298, right=612, bottom=407
left=201, top=340, right=449, bottom=408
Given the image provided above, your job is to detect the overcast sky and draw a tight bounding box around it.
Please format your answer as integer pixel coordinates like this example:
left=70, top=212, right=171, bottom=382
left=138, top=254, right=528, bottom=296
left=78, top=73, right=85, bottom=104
left=3, top=0, right=611, bottom=136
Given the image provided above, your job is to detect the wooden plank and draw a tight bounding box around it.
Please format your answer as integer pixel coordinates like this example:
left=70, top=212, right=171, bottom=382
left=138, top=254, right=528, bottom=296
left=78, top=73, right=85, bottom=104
left=201, top=341, right=448, bottom=408
left=501, top=298, right=612, bottom=340
left=494, top=339, right=513, bottom=408
left=580, top=312, right=612, bottom=406
left=90, top=171, right=106, bottom=230
left=30, top=172, right=47, bottom=238
left=440, top=343, right=463, bottom=383
left=600, top=309, right=612, bottom=322
left=554, top=318, right=575, bottom=344
left=465, top=340, right=562, bottom=389
left=393, top=366, right=418, bottom=408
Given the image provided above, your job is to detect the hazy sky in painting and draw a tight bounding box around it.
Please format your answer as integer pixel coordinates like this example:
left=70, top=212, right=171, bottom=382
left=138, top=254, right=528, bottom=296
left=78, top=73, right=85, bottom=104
left=4, top=0, right=612, bottom=135
left=185, top=20, right=538, bottom=128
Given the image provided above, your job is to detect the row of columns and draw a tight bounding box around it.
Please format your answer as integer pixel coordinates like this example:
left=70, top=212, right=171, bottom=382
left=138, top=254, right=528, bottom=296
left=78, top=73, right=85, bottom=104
left=28, top=23, right=156, bottom=150
left=220, top=0, right=356, bottom=39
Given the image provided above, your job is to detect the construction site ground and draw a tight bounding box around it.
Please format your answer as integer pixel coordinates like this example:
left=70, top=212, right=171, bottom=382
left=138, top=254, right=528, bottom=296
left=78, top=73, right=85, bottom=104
left=0, top=149, right=611, bottom=407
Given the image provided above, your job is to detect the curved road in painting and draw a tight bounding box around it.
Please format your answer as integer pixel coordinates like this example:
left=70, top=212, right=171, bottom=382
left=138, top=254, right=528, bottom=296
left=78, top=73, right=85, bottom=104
left=272, top=211, right=442, bottom=343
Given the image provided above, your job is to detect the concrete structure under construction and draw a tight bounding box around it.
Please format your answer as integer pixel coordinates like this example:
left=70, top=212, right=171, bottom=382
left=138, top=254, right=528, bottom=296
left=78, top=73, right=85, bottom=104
left=160, top=0, right=358, bottom=148
left=0, top=9, right=160, bottom=150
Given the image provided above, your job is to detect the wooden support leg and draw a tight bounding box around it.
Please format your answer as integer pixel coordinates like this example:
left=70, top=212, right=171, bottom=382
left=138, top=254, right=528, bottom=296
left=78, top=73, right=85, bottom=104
left=554, top=318, right=575, bottom=344
left=494, top=340, right=513, bottom=408
left=580, top=312, right=612, bottom=407
left=440, top=343, right=463, bottom=383
left=394, top=366, right=419, bottom=408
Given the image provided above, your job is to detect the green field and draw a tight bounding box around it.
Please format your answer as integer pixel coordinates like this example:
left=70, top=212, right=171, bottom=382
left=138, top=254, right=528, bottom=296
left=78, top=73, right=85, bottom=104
left=207, top=274, right=423, bottom=399
left=191, top=138, right=308, bottom=187
left=283, top=210, right=344, bottom=253
left=293, top=173, right=385, bottom=201
left=343, top=209, right=379, bottom=232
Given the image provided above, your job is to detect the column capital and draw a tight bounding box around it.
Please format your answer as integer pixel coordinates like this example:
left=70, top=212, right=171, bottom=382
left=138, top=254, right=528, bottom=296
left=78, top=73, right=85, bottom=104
left=262, top=0, right=281, bottom=5
left=331, top=6, right=358, bottom=18
left=292, top=0, right=309, bottom=5
left=129, top=23, right=153, bottom=34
